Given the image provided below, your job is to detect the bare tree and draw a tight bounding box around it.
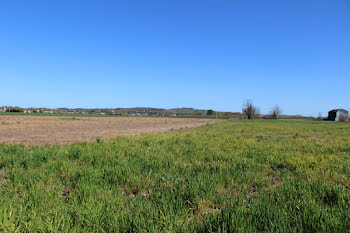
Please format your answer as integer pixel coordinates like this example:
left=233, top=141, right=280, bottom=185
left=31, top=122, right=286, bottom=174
left=242, top=99, right=260, bottom=119
left=338, top=113, right=349, bottom=122
left=317, top=112, right=323, bottom=121
left=270, top=105, right=282, bottom=120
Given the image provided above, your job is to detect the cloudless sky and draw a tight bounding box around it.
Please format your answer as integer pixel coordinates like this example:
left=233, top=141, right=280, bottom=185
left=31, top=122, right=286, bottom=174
left=1, top=0, right=349, bottom=116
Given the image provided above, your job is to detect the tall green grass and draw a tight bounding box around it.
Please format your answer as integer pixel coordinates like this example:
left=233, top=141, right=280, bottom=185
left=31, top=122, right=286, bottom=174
left=0, top=120, right=349, bottom=232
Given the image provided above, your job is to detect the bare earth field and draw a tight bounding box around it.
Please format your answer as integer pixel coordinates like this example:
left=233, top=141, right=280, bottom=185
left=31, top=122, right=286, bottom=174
left=0, top=115, right=222, bottom=145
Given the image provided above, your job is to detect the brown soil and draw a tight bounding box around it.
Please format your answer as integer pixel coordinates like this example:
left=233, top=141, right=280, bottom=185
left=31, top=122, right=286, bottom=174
left=0, top=116, right=222, bottom=145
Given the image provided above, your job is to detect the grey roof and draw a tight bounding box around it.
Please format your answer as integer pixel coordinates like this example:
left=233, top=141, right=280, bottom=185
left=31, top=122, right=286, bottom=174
left=329, top=109, right=348, bottom=113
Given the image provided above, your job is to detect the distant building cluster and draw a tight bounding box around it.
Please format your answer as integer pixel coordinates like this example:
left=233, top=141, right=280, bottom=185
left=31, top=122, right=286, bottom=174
left=0, top=107, right=54, bottom=114
left=0, top=106, right=212, bottom=117
left=0, top=106, right=245, bottom=118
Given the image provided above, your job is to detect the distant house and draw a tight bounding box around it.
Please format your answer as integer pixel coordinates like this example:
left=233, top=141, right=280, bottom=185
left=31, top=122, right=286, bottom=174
left=328, top=109, right=349, bottom=121
left=57, top=108, right=68, bottom=114
left=44, top=111, right=53, bottom=114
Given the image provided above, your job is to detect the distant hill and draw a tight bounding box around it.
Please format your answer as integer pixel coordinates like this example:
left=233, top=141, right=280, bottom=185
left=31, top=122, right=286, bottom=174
left=47, top=107, right=209, bottom=116
left=1, top=106, right=314, bottom=119
left=112, top=107, right=208, bottom=116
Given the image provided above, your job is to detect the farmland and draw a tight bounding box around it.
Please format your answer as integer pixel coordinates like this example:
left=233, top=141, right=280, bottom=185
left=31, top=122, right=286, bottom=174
left=0, top=119, right=349, bottom=232
left=0, top=115, right=221, bottom=145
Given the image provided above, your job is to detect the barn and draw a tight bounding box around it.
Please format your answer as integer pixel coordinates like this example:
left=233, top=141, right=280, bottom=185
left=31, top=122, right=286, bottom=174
left=327, top=109, right=349, bottom=121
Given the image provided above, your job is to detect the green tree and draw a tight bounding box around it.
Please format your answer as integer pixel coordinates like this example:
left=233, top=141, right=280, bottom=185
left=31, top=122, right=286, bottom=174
left=207, top=110, right=215, bottom=115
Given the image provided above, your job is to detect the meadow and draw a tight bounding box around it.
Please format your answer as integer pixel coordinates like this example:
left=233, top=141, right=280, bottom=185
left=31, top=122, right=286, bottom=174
left=0, top=120, right=349, bottom=232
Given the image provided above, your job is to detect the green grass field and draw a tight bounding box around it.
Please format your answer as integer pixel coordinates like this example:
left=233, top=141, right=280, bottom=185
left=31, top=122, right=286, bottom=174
left=0, top=120, right=349, bottom=232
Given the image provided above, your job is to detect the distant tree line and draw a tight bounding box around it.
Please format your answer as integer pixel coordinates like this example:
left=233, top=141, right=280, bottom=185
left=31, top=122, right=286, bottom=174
left=6, top=107, right=24, bottom=112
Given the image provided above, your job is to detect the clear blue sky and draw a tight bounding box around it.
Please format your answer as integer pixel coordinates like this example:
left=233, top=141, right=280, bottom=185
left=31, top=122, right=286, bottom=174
left=1, top=0, right=349, bottom=116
